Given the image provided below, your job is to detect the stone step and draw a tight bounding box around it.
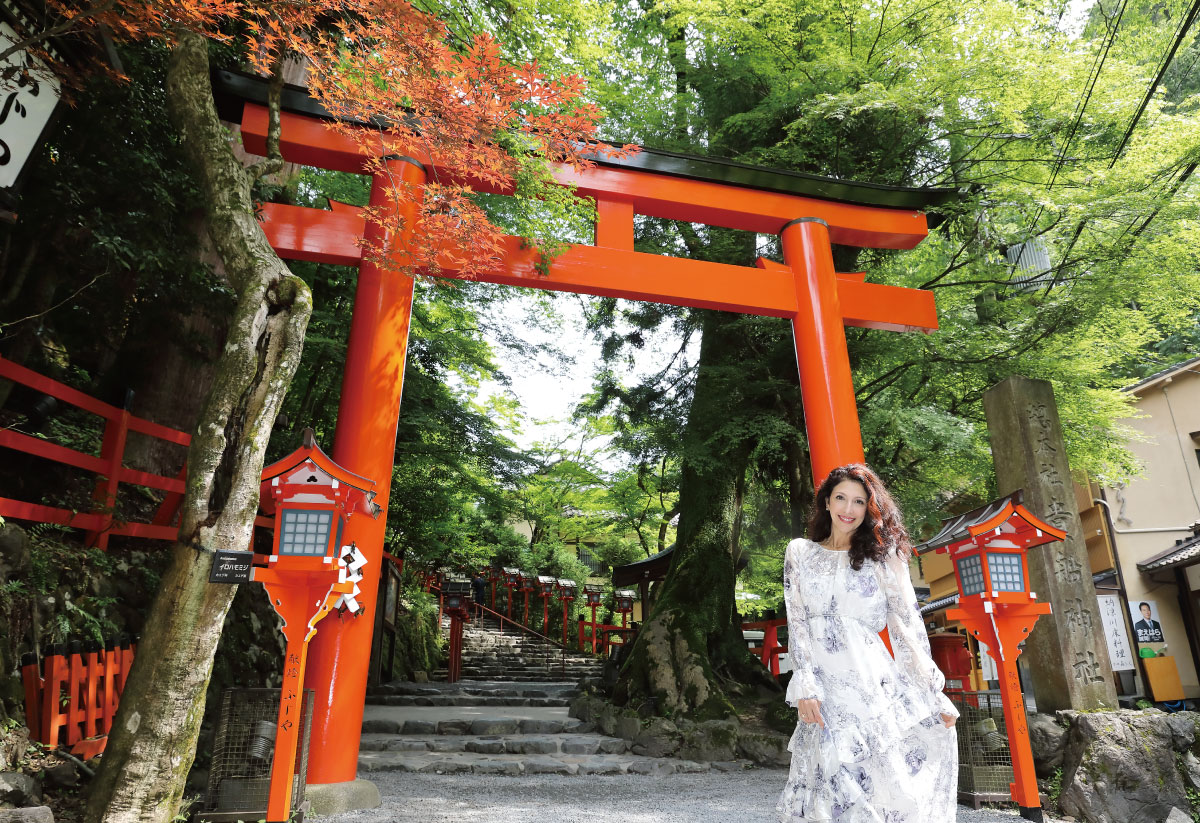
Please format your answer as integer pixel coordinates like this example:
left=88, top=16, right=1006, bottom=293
left=437, top=674, right=586, bottom=683
left=361, top=713, right=590, bottom=736
left=371, top=681, right=580, bottom=699
left=367, top=694, right=571, bottom=708
left=357, top=749, right=712, bottom=776
left=360, top=732, right=629, bottom=755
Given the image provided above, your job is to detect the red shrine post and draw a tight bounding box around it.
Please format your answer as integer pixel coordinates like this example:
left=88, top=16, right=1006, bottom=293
left=556, top=578, right=577, bottom=647
left=582, top=584, right=604, bottom=653
left=215, top=70, right=954, bottom=793
left=253, top=430, right=378, bottom=820
left=916, top=492, right=1065, bottom=822
left=502, top=567, right=522, bottom=619
left=442, top=580, right=472, bottom=684
left=538, top=576, right=556, bottom=632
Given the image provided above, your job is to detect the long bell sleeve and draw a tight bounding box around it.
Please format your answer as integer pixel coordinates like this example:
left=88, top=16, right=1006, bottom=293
left=782, top=539, right=825, bottom=706
left=880, top=548, right=959, bottom=720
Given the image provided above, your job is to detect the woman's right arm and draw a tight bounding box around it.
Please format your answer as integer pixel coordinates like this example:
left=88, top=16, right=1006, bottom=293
left=783, top=539, right=824, bottom=710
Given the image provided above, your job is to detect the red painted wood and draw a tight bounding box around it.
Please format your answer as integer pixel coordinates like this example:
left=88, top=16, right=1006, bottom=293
left=0, top=428, right=108, bottom=474
left=256, top=203, right=938, bottom=332
left=239, top=103, right=932, bottom=250
left=88, top=411, right=130, bottom=550
left=594, top=197, right=634, bottom=250
left=782, top=219, right=866, bottom=484
left=20, top=659, right=41, bottom=737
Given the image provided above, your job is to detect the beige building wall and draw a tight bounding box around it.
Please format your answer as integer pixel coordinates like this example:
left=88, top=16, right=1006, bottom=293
left=1104, top=360, right=1200, bottom=698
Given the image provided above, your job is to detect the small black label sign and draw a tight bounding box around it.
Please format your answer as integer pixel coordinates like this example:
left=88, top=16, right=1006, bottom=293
left=209, top=550, right=254, bottom=583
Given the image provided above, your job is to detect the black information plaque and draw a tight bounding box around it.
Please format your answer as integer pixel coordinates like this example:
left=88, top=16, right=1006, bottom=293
left=209, top=550, right=254, bottom=583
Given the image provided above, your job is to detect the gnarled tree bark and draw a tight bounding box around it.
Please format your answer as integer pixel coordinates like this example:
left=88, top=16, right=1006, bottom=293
left=613, top=311, right=778, bottom=719
left=85, top=31, right=311, bottom=823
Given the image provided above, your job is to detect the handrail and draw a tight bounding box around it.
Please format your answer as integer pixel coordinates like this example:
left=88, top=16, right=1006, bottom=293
left=429, top=584, right=568, bottom=677
left=0, top=356, right=191, bottom=549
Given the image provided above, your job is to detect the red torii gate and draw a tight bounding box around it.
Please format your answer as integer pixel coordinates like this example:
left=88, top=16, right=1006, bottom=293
left=216, top=72, right=956, bottom=793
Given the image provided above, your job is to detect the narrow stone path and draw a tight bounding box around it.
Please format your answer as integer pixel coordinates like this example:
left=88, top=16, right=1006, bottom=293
left=319, top=771, right=1071, bottom=823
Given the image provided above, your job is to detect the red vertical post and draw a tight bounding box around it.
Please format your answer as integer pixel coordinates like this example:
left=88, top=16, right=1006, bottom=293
left=41, top=651, right=68, bottom=747
left=780, top=218, right=865, bottom=487
left=102, top=646, right=119, bottom=733
left=67, top=646, right=84, bottom=745
left=590, top=605, right=598, bottom=654
left=562, top=602, right=570, bottom=646
left=763, top=622, right=780, bottom=676
left=447, top=615, right=464, bottom=684
left=20, top=655, right=41, bottom=736
left=266, top=635, right=310, bottom=822
left=522, top=589, right=530, bottom=626
left=542, top=596, right=549, bottom=632
left=305, top=157, right=427, bottom=786
left=87, top=409, right=130, bottom=550
left=84, top=645, right=101, bottom=739
left=998, top=657, right=1043, bottom=818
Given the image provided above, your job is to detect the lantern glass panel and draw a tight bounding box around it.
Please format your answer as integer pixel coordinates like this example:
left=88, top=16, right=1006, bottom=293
left=986, top=552, right=1025, bottom=592
left=279, top=509, right=334, bottom=556
left=955, top=553, right=985, bottom=596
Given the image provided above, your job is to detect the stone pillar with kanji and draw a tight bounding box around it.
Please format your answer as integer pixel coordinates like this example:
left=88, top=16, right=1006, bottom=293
left=983, top=375, right=1117, bottom=711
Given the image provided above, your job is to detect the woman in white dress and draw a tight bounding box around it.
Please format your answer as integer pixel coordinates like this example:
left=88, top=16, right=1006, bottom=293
left=777, top=463, right=959, bottom=823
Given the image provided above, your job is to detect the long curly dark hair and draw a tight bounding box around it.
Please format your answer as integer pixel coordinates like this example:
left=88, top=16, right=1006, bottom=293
left=807, top=463, right=911, bottom=570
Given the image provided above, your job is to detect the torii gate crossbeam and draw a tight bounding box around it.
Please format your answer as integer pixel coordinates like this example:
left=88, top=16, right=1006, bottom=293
left=216, top=71, right=957, bottom=796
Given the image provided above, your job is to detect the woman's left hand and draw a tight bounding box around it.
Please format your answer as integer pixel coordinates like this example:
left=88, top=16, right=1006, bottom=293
left=941, top=713, right=957, bottom=729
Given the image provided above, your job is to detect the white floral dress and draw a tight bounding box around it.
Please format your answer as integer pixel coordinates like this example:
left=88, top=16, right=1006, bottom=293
left=777, top=538, right=959, bottom=822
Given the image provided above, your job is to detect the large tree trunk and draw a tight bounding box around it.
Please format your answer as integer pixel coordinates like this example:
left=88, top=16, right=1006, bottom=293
left=85, top=32, right=311, bottom=823
left=613, top=312, right=777, bottom=719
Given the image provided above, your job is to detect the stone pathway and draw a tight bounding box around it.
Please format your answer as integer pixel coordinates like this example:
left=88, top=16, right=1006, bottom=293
left=318, top=770, right=1072, bottom=823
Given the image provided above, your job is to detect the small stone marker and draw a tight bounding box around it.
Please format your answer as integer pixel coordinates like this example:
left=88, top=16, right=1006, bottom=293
left=209, top=549, right=253, bottom=584
left=984, top=375, right=1117, bottom=712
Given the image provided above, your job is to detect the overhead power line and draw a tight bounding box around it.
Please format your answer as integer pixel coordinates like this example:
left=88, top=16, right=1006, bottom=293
left=1109, top=0, right=1200, bottom=167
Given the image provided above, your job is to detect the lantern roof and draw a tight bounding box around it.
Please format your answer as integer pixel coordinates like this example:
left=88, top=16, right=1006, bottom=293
left=259, top=428, right=377, bottom=515
left=538, top=575, right=557, bottom=585
left=914, top=490, right=1067, bottom=556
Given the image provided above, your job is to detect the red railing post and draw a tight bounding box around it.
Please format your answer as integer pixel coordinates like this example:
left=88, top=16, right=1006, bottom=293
left=83, top=643, right=101, bottom=740
left=86, top=410, right=131, bottom=551
left=67, top=643, right=85, bottom=746
left=102, top=643, right=119, bottom=734
left=20, top=653, right=41, bottom=737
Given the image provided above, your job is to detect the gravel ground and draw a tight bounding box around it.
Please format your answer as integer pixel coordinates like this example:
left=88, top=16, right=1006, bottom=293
left=318, top=771, right=1068, bottom=823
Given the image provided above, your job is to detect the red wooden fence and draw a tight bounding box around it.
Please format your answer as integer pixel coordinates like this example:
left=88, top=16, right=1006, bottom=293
left=21, top=639, right=136, bottom=758
left=0, top=356, right=190, bottom=548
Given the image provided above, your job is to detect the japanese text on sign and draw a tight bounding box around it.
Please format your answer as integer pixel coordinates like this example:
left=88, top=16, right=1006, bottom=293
left=1096, top=594, right=1135, bottom=671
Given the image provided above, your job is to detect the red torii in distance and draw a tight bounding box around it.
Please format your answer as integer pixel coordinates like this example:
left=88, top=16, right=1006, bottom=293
left=217, top=72, right=956, bottom=793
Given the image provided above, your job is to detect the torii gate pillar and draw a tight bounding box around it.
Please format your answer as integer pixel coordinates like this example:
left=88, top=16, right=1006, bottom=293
left=781, top=217, right=866, bottom=481
left=304, top=156, right=426, bottom=786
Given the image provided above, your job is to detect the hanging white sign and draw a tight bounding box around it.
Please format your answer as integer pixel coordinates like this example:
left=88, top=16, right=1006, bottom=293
left=1099, top=594, right=1137, bottom=671
left=0, top=23, right=61, bottom=189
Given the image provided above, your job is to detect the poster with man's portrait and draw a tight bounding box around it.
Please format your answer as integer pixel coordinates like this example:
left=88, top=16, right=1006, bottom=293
left=1131, top=599, right=1165, bottom=644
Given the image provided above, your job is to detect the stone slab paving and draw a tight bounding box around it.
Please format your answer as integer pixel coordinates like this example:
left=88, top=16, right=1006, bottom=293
left=362, top=703, right=574, bottom=727
left=315, top=771, right=1072, bottom=823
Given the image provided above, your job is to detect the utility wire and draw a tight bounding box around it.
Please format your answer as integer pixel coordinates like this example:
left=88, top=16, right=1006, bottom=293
left=1045, top=0, right=1132, bottom=190
left=1108, top=0, right=1200, bottom=168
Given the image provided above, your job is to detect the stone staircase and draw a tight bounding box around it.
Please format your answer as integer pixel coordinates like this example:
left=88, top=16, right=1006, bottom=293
left=430, top=614, right=606, bottom=683
left=357, top=613, right=719, bottom=775
left=359, top=681, right=713, bottom=775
